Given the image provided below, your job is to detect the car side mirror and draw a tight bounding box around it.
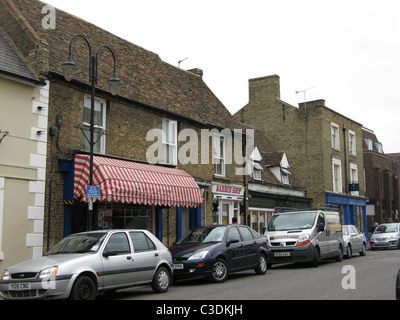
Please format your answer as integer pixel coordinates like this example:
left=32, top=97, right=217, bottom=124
left=226, top=238, right=240, bottom=247
left=317, top=223, right=325, bottom=232
left=103, top=250, right=118, bottom=257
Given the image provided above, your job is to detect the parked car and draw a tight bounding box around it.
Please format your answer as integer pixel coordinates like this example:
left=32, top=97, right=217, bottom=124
left=0, top=230, right=173, bottom=300
left=342, top=225, right=367, bottom=258
left=264, top=206, right=344, bottom=267
left=370, top=223, right=400, bottom=250
left=169, top=224, right=270, bottom=283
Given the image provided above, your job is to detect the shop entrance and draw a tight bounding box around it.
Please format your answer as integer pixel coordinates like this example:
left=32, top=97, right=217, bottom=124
left=219, top=200, right=240, bottom=225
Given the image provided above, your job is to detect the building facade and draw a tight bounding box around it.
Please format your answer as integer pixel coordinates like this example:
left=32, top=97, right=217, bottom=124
left=363, top=128, right=399, bottom=226
left=0, top=33, right=49, bottom=271
left=234, top=75, right=368, bottom=236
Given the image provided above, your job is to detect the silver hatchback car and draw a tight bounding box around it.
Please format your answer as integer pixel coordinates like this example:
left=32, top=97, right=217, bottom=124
left=370, top=223, right=400, bottom=250
left=0, top=230, right=173, bottom=300
left=342, top=225, right=367, bottom=258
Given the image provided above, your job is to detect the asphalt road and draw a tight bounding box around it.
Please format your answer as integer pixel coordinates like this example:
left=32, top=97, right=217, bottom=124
left=98, top=248, right=400, bottom=301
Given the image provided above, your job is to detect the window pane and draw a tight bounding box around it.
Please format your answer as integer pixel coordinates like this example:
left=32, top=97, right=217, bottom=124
left=105, top=233, right=130, bottom=254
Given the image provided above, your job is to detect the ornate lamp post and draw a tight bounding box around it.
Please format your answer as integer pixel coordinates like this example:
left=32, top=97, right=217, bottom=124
left=59, top=34, right=122, bottom=228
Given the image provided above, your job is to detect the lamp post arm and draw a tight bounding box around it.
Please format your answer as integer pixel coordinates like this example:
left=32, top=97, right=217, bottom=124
left=95, top=45, right=118, bottom=84
left=68, top=34, right=93, bottom=81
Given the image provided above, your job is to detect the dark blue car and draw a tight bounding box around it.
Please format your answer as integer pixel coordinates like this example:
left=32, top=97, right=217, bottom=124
left=169, top=225, right=271, bottom=283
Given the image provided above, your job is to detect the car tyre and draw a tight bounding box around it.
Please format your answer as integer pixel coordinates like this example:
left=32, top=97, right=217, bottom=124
left=254, top=254, right=267, bottom=275
left=335, top=245, right=343, bottom=262
left=70, top=275, right=97, bottom=300
left=210, top=258, right=229, bottom=283
left=360, top=243, right=367, bottom=256
left=310, top=247, right=320, bottom=268
left=151, top=266, right=171, bottom=293
left=345, top=244, right=352, bottom=259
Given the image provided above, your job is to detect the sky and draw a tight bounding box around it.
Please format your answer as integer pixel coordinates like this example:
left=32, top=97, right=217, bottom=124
left=44, top=0, right=400, bottom=153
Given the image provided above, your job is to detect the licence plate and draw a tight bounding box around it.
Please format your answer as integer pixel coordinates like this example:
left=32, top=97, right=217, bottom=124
left=8, top=283, right=31, bottom=291
left=173, top=264, right=184, bottom=270
left=274, top=252, right=290, bottom=257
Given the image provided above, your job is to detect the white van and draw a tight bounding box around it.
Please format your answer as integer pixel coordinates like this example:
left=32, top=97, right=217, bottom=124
left=264, top=205, right=344, bottom=267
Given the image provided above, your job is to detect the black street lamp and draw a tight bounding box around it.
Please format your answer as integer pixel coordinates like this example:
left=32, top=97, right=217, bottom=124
left=59, top=34, right=122, bottom=228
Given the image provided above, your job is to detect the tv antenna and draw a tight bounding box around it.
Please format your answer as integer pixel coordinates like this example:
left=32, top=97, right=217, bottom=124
left=178, top=57, right=189, bottom=68
left=296, top=87, right=314, bottom=118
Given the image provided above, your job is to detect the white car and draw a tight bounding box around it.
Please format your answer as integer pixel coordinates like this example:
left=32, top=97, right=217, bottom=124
left=342, top=225, right=367, bottom=258
left=370, top=223, right=400, bottom=250
left=0, top=230, right=173, bottom=300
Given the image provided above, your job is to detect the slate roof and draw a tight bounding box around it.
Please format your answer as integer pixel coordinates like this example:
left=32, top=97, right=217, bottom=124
left=8, top=0, right=239, bottom=129
left=0, top=33, right=38, bottom=83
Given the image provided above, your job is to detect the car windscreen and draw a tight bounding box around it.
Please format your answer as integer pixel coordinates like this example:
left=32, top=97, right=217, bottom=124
left=175, top=226, right=227, bottom=245
left=268, top=212, right=318, bottom=231
left=374, top=224, right=398, bottom=234
left=46, top=233, right=107, bottom=255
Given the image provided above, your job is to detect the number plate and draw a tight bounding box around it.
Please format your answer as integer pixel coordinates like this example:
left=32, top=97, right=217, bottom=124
left=8, top=282, right=31, bottom=290
left=173, top=264, right=184, bottom=270
left=274, top=252, right=290, bottom=257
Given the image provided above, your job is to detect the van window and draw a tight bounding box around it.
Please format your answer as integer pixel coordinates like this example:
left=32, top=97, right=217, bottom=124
left=268, top=211, right=318, bottom=231
left=317, top=213, right=325, bottom=228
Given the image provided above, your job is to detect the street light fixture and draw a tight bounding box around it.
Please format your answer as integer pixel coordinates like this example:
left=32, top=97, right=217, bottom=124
left=59, top=34, right=122, bottom=228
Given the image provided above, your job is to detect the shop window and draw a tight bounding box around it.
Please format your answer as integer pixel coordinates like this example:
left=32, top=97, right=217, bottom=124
left=82, top=95, right=106, bottom=154
left=162, top=119, right=177, bottom=165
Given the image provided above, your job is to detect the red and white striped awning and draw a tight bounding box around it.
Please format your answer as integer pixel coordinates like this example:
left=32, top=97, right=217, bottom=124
left=73, top=155, right=203, bottom=208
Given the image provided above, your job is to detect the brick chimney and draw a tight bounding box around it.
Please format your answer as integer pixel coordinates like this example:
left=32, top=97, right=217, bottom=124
left=249, top=75, right=281, bottom=104
left=187, top=68, right=203, bottom=79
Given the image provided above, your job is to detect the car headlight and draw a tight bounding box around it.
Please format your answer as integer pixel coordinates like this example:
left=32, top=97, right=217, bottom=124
left=1, top=270, right=10, bottom=281
left=296, top=234, right=310, bottom=246
left=38, top=266, right=58, bottom=279
left=188, top=250, right=209, bottom=260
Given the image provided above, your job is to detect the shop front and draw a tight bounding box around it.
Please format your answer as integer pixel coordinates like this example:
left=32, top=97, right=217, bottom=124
left=211, top=183, right=245, bottom=225
left=60, top=154, right=203, bottom=242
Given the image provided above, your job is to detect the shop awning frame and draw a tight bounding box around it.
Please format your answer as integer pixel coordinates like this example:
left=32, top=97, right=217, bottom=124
left=73, top=154, right=203, bottom=208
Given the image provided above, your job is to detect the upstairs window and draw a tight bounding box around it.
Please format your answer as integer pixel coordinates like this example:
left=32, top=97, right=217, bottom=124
left=213, top=135, right=225, bottom=176
left=332, top=157, right=342, bottom=193
left=83, top=95, right=106, bottom=154
left=331, top=123, right=340, bottom=151
left=349, top=130, right=356, bottom=156
left=161, top=119, right=177, bottom=165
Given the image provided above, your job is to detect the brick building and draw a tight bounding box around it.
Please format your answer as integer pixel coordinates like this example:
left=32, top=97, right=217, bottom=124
left=0, top=0, right=252, bottom=252
left=234, top=75, right=368, bottom=236
left=363, top=128, right=399, bottom=226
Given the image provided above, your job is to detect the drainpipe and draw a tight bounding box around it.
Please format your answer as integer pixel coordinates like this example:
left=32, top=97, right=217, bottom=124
left=343, top=125, right=348, bottom=194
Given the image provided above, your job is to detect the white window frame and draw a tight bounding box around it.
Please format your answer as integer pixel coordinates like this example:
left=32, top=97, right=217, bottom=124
left=349, top=130, right=356, bottom=156
left=331, top=122, right=340, bottom=151
left=350, top=163, right=359, bottom=196
left=281, top=170, right=290, bottom=185
left=332, top=157, right=343, bottom=193
left=161, top=119, right=178, bottom=166
left=83, top=95, right=106, bottom=154
left=375, top=142, right=383, bottom=154
left=213, top=135, right=225, bottom=176
left=364, top=138, right=373, bottom=150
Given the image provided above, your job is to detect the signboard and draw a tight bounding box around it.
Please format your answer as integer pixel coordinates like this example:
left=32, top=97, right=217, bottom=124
left=86, top=186, right=100, bottom=199
left=211, top=183, right=245, bottom=197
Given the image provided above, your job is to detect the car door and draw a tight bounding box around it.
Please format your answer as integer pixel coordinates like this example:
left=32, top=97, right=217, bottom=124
left=225, top=226, right=244, bottom=270
left=315, top=212, right=330, bottom=257
left=129, top=231, right=159, bottom=282
left=350, top=226, right=362, bottom=252
left=101, top=232, right=136, bottom=289
left=238, top=226, right=258, bottom=266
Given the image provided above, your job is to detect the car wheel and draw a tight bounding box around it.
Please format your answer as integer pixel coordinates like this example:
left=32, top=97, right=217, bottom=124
left=70, top=275, right=97, bottom=300
left=151, top=266, right=171, bottom=293
left=254, top=254, right=267, bottom=275
left=310, top=247, right=320, bottom=268
left=210, top=258, right=229, bottom=283
left=360, top=243, right=367, bottom=256
left=345, top=244, right=352, bottom=259
left=335, top=245, right=343, bottom=262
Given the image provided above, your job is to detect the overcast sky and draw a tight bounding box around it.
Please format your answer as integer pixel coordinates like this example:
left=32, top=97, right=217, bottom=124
left=45, top=0, right=400, bottom=153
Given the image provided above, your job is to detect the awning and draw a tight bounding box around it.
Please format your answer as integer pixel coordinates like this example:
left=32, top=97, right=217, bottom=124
left=73, top=155, right=203, bottom=208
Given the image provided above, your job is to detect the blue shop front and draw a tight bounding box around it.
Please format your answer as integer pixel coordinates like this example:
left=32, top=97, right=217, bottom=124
left=59, top=154, right=203, bottom=243
left=326, top=192, right=367, bottom=238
